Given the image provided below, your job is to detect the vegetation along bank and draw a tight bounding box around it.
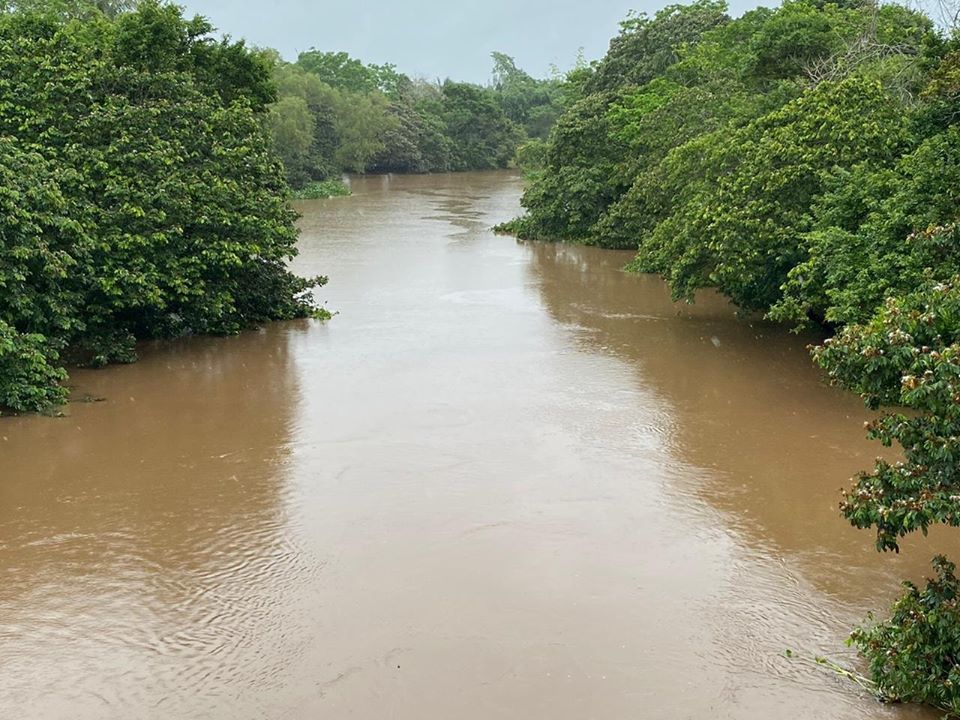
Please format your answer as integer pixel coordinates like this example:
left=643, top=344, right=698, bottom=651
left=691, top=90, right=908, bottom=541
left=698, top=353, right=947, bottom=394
left=4, top=0, right=959, bottom=714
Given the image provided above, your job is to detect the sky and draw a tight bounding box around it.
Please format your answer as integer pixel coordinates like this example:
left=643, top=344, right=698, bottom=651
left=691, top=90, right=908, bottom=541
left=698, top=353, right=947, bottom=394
left=176, top=0, right=763, bottom=84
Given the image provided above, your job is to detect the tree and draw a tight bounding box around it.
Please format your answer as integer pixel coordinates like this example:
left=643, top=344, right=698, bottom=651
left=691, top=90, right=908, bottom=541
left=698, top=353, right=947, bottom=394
left=267, top=95, right=318, bottom=185
left=585, top=0, right=730, bottom=93
left=506, top=0, right=737, bottom=243
left=269, top=61, right=341, bottom=184
left=813, top=275, right=960, bottom=551
left=490, top=51, right=564, bottom=138
left=850, top=556, right=960, bottom=715
left=639, top=77, right=909, bottom=311
left=440, top=81, right=523, bottom=171
left=508, top=92, right=628, bottom=240
left=0, top=0, right=136, bottom=18
left=0, top=0, right=323, bottom=410
left=332, top=90, right=396, bottom=172
left=772, top=126, right=960, bottom=327
left=267, top=51, right=550, bottom=182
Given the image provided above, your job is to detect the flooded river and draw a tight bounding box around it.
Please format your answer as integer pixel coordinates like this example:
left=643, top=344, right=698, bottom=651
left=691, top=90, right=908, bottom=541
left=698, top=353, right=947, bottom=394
left=1, top=171, right=953, bottom=719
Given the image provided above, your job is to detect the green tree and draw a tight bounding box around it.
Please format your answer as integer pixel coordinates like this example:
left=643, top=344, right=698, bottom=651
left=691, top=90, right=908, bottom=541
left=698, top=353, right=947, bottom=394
left=0, top=0, right=323, bottom=411
left=508, top=92, right=628, bottom=240
left=505, top=0, right=737, bottom=243
left=0, top=0, right=136, bottom=17
left=332, top=90, right=396, bottom=172
left=773, top=126, right=960, bottom=327
left=296, top=49, right=404, bottom=95
left=491, top=51, right=563, bottom=139
left=636, top=77, right=909, bottom=311
left=812, top=275, right=960, bottom=551
left=265, top=47, right=555, bottom=181
left=268, top=61, right=341, bottom=184
left=267, top=95, right=318, bottom=184
left=850, top=556, right=960, bottom=715
left=586, top=0, right=730, bottom=93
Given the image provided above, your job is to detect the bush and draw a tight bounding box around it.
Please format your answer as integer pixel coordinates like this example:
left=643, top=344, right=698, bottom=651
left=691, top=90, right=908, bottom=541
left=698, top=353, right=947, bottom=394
left=851, top=556, right=960, bottom=716
left=0, top=322, right=68, bottom=413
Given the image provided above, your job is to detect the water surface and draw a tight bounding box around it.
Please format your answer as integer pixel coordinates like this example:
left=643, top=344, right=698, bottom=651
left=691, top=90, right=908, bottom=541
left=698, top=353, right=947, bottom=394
left=1, top=171, right=952, bottom=719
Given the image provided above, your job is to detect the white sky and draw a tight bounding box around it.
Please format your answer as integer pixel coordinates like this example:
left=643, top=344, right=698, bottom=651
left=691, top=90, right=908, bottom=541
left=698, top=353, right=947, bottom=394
left=175, top=0, right=766, bottom=83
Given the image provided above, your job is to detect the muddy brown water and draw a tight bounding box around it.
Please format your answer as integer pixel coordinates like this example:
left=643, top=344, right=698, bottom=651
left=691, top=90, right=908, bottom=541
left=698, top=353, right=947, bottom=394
left=1, top=171, right=954, bottom=719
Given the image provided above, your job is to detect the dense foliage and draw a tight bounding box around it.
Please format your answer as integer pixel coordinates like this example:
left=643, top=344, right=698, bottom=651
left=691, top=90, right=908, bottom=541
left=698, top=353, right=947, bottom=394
left=499, top=0, right=960, bottom=712
left=0, top=0, right=324, bottom=412
left=851, top=556, right=960, bottom=716
left=291, top=180, right=352, bottom=200
left=266, top=49, right=564, bottom=187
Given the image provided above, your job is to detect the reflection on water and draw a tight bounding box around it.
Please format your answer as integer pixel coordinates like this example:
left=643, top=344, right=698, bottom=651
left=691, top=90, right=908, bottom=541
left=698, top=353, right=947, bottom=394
left=0, top=171, right=950, bottom=719
left=524, top=243, right=958, bottom=597
left=0, top=327, right=317, bottom=718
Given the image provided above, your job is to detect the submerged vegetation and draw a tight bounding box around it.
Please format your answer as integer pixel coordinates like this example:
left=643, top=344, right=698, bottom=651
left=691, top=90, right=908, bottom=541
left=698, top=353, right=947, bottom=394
left=500, top=0, right=960, bottom=712
left=291, top=180, right=352, bottom=200
left=266, top=48, right=566, bottom=189
left=851, top=556, right=960, bottom=717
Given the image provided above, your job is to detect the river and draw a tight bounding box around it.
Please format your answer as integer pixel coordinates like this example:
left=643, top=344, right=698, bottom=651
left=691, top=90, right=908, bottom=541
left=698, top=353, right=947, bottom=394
left=0, top=171, right=952, bottom=719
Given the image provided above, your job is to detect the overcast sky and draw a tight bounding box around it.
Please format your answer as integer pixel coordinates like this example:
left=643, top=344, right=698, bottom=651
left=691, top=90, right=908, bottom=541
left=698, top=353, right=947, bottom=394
left=176, top=0, right=764, bottom=84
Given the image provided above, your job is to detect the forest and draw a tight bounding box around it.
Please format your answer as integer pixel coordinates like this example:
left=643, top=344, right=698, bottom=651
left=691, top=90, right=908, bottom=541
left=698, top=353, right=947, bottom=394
left=498, top=0, right=960, bottom=713
left=0, top=0, right=328, bottom=413
left=0, top=0, right=557, bottom=411
left=267, top=49, right=567, bottom=193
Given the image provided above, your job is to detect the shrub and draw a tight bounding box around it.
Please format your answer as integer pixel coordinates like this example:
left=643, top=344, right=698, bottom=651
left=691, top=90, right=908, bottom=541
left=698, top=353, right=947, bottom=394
left=851, top=556, right=960, bottom=716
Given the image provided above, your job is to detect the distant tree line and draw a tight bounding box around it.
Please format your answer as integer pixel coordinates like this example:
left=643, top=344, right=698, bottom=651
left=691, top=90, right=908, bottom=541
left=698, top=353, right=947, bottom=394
left=265, top=48, right=568, bottom=188
left=499, top=0, right=960, bottom=713
left=0, top=0, right=324, bottom=412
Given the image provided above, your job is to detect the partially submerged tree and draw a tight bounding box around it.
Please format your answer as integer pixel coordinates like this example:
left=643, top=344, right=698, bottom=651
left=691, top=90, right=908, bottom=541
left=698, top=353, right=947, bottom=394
left=0, top=0, right=324, bottom=411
